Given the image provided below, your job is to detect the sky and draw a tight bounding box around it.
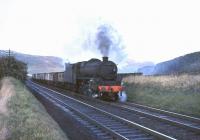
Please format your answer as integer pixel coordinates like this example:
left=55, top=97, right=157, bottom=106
left=0, top=0, right=200, bottom=65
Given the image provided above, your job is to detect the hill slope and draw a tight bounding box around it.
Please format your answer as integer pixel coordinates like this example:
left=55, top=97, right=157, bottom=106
left=138, top=51, right=200, bottom=75
left=0, top=50, right=64, bottom=74
left=119, top=60, right=154, bottom=73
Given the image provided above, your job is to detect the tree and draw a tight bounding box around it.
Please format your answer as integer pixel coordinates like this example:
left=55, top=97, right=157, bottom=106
left=0, top=56, right=27, bottom=81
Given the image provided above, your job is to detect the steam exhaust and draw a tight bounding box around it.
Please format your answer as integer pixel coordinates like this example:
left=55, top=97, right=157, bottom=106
left=118, top=91, right=127, bottom=102
left=118, top=81, right=127, bottom=102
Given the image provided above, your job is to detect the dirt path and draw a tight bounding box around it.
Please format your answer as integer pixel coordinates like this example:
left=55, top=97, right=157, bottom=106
left=0, top=78, right=15, bottom=140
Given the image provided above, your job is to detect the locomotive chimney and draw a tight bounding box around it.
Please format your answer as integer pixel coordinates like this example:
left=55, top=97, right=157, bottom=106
left=102, top=56, right=108, bottom=62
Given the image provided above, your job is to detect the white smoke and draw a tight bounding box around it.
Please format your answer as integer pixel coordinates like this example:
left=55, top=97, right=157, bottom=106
left=118, top=91, right=127, bottom=102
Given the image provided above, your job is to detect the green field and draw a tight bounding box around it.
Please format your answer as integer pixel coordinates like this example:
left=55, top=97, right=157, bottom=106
left=123, top=74, right=200, bottom=117
left=0, top=77, right=68, bottom=140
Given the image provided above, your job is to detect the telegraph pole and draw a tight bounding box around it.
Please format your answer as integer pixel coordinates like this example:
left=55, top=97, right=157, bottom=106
left=9, top=49, right=10, bottom=57
left=8, top=49, right=10, bottom=76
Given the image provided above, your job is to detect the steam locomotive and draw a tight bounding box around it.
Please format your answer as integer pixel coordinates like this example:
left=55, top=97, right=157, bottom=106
left=32, top=57, right=124, bottom=101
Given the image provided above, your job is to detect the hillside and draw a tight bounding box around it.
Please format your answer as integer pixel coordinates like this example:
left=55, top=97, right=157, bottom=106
left=137, top=66, right=154, bottom=75
left=138, top=51, right=200, bottom=75
left=119, top=59, right=154, bottom=73
left=0, top=50, right=64, bottom=74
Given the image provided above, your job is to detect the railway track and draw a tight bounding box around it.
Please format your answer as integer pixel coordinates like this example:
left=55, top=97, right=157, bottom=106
left=32, top=82, right=200, bottom=140
left=72, top=96, right=200, bottom=140
left=27, top=80, right=175, bottom=140
left=115, top=102, right=200, bottom=133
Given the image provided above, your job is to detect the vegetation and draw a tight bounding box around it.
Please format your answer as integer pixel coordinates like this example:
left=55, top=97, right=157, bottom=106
left=0, top=56, right=27, bottom=81
left=123, top=74, right=200, bottom=117
left=0, top=77, right=68, bottom=140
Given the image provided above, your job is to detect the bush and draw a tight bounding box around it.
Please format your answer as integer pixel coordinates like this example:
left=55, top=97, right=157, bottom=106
left=0, top=56, right=27, bottom=81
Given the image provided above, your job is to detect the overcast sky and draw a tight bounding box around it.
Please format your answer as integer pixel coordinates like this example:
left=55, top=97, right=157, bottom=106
left=0, top=0, right=200, bottom=64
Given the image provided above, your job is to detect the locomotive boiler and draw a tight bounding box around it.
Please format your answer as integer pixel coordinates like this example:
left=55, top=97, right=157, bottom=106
left=77, top=57, right=117, bottom=80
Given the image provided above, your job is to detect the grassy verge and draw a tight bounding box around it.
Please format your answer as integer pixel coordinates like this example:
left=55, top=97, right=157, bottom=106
left=0, top=77, right=69, bottom=140
left=123, top=74, right=200, bottom=117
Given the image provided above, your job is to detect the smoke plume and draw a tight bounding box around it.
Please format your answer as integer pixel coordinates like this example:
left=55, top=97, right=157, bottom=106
left=95, top=25, right=112, bottom=57
left=82, top=23, right=127, bottom=63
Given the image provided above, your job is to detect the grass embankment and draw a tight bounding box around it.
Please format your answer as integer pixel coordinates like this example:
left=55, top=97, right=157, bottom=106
left=123, top=74, right=200, bottom=117
left=0, top=77, right=68, bottom=140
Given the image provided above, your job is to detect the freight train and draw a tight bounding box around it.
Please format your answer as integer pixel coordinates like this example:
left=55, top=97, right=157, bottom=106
left=32, top=57, right=124, bottom=101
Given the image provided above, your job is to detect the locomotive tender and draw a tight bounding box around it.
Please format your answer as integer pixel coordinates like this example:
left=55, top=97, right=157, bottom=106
left=32, top=57, right=124, bottom=101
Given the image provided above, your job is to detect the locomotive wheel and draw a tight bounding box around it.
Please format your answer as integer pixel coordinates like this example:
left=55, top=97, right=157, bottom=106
left=80, top=84, right=98, bottom=98
left=111, top=94, right=118, bottom=101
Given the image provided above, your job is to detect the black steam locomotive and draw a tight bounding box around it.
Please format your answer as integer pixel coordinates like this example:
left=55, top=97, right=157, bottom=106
left=32, top=57, right=123, bottom=101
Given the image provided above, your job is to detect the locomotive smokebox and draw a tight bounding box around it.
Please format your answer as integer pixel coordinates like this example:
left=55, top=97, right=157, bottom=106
left=103, top=57, right=108, bottom=62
